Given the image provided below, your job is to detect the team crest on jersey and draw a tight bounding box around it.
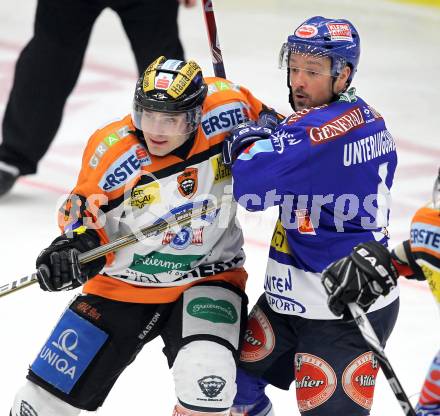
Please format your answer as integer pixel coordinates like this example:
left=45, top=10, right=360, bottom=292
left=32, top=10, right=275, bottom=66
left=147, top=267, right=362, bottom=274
left=198, top=375, right=226, bottom=398
left=240, top=305, right=275, bottom=362
left=177, top=167, right=198, bottom=198
left=342, top=352, right=379, bottom=409
left=295, top=353, right=337, bottom=412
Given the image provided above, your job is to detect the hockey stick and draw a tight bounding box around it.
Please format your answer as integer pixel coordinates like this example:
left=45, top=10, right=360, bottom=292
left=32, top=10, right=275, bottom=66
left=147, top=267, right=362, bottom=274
left=0, top=201, right=217, bottom=298
left=348, top=303, right=416, bottom=416
left=201, top=0, right=226, bottom=78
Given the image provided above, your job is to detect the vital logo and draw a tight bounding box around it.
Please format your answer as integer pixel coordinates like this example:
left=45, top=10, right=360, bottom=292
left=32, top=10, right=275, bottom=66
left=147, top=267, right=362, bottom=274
left=342, top=352, right=380, bottom=410
left=187, top=297, right=238, bottom=324
left=130, top=251, right=203, bottom=274
left=211, top=154, right=231, bottom=184
left=20, top=401, right=38, bottom=416
left=177, top=167, right=198, bottom=198
left=129, top=183, right=160, bottom=209
left=198, top=375, right=226, bottom=398
left=201, top=102, right=249, bottom=138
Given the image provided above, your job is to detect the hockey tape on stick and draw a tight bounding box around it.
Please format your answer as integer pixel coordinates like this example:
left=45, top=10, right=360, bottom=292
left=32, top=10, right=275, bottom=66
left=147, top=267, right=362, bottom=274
left=348, top=303, right=416, bottom=416
left=0, top=202, right=218, bottom=298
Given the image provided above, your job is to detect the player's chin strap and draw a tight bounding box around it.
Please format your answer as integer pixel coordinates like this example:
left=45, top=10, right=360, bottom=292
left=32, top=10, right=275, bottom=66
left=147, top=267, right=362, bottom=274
left=348, top=303, right=417, bottom=416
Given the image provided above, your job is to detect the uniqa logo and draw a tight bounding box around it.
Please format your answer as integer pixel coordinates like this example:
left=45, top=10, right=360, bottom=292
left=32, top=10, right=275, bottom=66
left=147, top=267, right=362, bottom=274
left=51, top=328, right=79, bottom=360
left=39, top=345, right=77, bottom=379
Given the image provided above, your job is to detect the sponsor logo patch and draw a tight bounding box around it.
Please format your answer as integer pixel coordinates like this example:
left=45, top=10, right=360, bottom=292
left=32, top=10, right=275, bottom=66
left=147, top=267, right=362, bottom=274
left=295, top=24, right=318, bottom=38
left=155, top=72, right=174, bottom=90
left=177, top=167, right=198, bottom=198
left=99, top=144, right=151, bottom=191
left=162, top=226, right=204, bottom=250
left=211, top=154, right=231, bottom=184
left=31, top=309, right=108, bottom=394
left=308, top=107, right=365, bottom=145
left=201, top=102, right=249, bottom=139
left=129, top=251, right=203, bottom=274
left=129, top=182, right=161, bottom=209
left=88, top=127, right=131, bottom=169
left=295, top=353, right=337, bottom=412
left=326, top=23, right=353, bottom=41
left=198, top=375, right=226, bottom=398
left=187, top=297, right=238, bottom=324
left=342, top=352, right=379, bottom=409
left=240, top=305, right=275, bottom=362
left=295, top=209, right=316, bottom=235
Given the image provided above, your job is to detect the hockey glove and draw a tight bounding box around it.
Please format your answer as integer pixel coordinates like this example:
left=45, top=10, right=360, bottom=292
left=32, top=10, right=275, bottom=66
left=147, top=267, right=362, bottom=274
left=222, top=108, right=281, bottom=167
left=36, top=228, right=105, bottom=291
left=322, top=241, right=399, bottom=317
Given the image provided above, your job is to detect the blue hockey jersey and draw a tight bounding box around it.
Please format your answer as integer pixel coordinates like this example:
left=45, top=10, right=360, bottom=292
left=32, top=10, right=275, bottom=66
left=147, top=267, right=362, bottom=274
left=233, top=91, right=399, bottom=319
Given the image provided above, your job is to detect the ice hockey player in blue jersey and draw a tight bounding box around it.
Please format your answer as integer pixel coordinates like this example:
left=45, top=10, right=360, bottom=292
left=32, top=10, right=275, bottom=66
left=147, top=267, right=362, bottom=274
left=224, top=16, right=399, bottom=415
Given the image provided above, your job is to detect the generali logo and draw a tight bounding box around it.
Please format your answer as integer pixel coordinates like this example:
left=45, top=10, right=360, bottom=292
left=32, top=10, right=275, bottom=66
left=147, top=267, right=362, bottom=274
left=308, top=107, right=365, bottom=145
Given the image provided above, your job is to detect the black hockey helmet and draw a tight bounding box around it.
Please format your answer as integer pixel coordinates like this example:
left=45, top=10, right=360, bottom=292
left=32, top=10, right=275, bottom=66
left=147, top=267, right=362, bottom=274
left=132, top=56, right=208, bottom=134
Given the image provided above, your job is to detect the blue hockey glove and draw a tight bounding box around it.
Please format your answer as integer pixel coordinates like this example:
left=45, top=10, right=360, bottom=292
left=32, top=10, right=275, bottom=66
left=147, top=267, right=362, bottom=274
left=322, top=241, right=399, bottom=317
left=222, top=121, right=272, bottom=166
left=222, top=108, right=281, bottom=167
left=36, top=228, right=105, bottom=291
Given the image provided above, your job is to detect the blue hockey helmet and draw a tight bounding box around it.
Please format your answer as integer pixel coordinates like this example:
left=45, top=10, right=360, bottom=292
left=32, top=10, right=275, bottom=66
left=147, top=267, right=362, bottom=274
left=279, top=16, right=361, bottom=84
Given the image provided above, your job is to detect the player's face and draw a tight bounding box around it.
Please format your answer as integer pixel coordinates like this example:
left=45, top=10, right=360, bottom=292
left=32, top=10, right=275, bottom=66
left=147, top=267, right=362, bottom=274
left=141, top=111, right=190, bottom=156
left=289, top=54, right=334, bottom=110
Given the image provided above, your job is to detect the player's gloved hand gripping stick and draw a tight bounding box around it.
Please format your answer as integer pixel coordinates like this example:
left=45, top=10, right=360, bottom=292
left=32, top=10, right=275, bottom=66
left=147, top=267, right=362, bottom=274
left=0, top=201, right=217, bottom=297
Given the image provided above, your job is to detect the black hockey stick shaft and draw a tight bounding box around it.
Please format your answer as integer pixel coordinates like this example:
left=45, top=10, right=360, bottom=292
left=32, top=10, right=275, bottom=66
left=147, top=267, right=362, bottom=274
left=0, top=202, right=217, bottom=298
left=348, top=303, right=416, bottom=416
left=201, top=0, right=226, bottom=78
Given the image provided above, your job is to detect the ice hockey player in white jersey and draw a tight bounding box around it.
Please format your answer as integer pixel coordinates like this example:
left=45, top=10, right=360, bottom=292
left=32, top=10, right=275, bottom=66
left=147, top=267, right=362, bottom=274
left=9, top=56, right=272, bottom=416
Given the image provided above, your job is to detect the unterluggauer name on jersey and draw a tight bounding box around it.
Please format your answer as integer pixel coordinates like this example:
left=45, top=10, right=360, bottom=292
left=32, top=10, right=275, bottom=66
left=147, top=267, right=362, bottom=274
left=343, top=130, right=396, bottom=166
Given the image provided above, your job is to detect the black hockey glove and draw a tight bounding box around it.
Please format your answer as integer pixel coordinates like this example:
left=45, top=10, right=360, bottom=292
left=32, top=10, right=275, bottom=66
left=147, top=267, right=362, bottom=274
left=321, top=241, right=399, bottom=317
left=222, top=108, right=281, bottom=167
left=36, top=229, right=105, bottom=292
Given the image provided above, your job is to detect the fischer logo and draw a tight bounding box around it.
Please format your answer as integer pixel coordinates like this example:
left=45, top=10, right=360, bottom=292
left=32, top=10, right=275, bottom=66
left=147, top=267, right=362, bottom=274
left=308, top=107, right=365, bottom=144
left=342, top=352, right=380, bottom=410
left=240, top=305, right=275, bottom=362
left=295, top=353, right=337, bottom=412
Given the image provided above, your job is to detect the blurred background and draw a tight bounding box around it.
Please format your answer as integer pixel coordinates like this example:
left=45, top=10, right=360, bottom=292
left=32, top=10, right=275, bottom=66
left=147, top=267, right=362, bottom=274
left=0, top=0, right=439, bottom=414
